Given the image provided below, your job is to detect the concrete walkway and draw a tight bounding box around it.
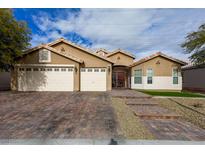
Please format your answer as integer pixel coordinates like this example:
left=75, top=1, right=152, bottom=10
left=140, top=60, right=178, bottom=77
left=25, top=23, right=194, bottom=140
left=110, top=89, right=151, bottom=98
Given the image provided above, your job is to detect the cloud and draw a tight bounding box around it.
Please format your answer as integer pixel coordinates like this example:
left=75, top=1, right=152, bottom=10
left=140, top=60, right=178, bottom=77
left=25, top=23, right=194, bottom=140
left=31, top=9, right=205, bottom=61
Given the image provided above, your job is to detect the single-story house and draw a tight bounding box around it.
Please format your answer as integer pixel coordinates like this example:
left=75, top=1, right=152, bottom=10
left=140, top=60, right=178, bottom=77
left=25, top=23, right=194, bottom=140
left=182, top=63, right=205, bottom=93
left=11, top=38, right=187, bottom=91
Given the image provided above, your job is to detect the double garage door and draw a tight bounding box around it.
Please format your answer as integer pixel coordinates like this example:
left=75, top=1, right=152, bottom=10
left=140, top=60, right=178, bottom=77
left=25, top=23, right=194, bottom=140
left=18, top=66, right=74, bottom=91
left=17, top=66, right=107, bottom=91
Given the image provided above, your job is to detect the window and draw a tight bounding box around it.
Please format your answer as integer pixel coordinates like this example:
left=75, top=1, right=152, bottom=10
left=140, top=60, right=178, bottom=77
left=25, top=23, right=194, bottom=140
left=173, top=68, right=179, bottom=84
left=19, top=68, right=24, bottom=71
left=61, top=68, right=66, bottom=72
left=40, top=68, right=45, bottom=71
left=81, top=68, right=86, bottom=72
left=94, top=69, right=99, bottom=72
left=68, top=68, right=73, bottom=72
left=88, top=68, right=92, bottom=72
left=147, top=68, right=153, bottom=84
left=26, top=68, right=31, bottom=71
left=134, top=69, right=142, bottom=84
left=46, top=68, right=52, bottom=71
left=101, top=68, right=106, bottom=72
left=33, top=68, right=39, bottom=71
left=54, top=68, right=59, bottom=71
left=39, top=49, right=51, bottom=63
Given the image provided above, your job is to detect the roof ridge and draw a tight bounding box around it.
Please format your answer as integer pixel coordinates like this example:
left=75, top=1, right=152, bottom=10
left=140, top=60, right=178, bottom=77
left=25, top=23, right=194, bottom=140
left=106, top=48, right=135, bottom=59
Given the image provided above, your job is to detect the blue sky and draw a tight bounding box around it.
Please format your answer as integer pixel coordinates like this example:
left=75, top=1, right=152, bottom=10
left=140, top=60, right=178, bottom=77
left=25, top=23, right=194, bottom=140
left=13, top=8, right=205, bottom=61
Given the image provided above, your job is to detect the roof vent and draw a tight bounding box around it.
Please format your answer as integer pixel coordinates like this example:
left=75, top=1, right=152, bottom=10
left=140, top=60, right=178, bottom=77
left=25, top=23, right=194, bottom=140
left=61, top=47, right=65, bottom=53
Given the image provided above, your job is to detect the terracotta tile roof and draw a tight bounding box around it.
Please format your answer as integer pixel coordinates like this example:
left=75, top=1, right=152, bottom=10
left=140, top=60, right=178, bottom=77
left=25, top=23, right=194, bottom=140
left=95, top=48, right=109, bottom=54
left=106, top=49, right=136, bottom=59
left=130, top=52, right=187, bottom=67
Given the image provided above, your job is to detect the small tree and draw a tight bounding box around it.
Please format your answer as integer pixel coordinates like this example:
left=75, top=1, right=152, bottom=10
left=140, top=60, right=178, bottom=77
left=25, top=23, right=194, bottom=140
left=0, top=9, right=31, bottom=71
left=181, top=24, right=205, bottom=65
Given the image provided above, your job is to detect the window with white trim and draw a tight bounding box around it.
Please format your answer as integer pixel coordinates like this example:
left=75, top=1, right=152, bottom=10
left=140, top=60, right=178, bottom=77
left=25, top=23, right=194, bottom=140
left=39, top=49, right=51, bottom=63
left=173, top=68, right=179, bottom=84
left=134, top=69, right=142, bottom=84
left=147, top=68, right=153, bottom=84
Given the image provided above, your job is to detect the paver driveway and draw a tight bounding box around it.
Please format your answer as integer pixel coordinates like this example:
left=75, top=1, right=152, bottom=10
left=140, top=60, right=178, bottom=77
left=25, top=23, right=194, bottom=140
left=0, top=92, right=119, bottom=139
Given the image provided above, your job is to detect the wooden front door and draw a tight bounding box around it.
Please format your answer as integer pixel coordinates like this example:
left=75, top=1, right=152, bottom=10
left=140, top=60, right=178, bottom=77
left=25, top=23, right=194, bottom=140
left=112, top=72, right=126, bottom=88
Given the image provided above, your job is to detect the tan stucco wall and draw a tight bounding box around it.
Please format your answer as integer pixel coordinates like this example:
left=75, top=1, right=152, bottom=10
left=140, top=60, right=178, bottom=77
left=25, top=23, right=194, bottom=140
left=131, top=56, right=181, bottom=76
left=107, top=52, right=134, bottom=66
left=14, top=42, right=112, bottom=91
left=13, top=49, right=80, bottom=91
left=51, top=42, right=112, bottom=90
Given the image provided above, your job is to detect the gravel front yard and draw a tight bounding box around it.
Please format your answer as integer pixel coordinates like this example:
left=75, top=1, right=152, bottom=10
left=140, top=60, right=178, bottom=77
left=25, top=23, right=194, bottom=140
left=111, top=98, right=154, bottom=139
left=157, top=98, right=205, bottom=129
left=171, top=98, right=205, bottom=113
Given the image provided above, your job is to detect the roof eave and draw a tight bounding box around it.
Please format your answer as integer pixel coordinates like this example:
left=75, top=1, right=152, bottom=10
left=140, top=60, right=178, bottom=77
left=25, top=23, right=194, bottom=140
left=48, top=39, right=114, bottom=64
left=107, top=50, right=135, bottom=59
left=130, top=54, right=187, bottom=67
left=21, top=45, right=84, bottom=64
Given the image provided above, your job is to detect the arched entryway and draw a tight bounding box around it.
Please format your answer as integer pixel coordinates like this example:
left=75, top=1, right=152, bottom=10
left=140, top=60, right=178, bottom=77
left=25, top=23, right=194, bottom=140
left=112, top=66, right=131, bottom=89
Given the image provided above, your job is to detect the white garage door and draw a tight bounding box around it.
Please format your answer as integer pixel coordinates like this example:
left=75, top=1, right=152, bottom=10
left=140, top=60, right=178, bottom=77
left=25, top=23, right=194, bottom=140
left=17, top=66, right=74, bottom=91
left=80, top=68, right=107, bottom=91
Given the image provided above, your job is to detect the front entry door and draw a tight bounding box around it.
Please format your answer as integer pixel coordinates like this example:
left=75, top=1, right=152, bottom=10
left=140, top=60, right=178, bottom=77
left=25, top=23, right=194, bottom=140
left=112, top=72, right=126, bottom=88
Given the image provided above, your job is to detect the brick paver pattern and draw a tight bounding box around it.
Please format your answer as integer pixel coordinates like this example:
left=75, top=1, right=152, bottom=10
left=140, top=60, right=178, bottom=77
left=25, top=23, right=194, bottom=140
left=0, top=92, right=119, bottom=139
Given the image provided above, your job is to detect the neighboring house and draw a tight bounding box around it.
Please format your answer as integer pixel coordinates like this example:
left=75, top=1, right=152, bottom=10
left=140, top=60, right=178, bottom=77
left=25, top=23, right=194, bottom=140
left=182, top=63, right=205, bottom=93
left=11, top=38, right=187, bottom=92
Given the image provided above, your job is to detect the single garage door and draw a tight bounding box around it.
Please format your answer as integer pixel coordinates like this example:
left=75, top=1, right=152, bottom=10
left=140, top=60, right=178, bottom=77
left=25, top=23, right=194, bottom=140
left=80, top=68, right=107, bottom=91
left=17, top=66, right=74, bottom=91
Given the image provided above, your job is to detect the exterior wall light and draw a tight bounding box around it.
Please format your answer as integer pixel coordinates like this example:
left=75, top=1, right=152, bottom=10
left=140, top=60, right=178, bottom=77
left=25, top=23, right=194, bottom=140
left=108, top=66, right=111, bottom=73
left=74, top=66, right=78, bottom=73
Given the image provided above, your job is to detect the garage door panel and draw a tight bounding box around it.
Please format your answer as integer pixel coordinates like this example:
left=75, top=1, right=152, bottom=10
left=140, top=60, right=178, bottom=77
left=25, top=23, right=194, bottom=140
left=80, top=68, right=106, bottom=91
left=18, top=67, right=74, bottom=91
